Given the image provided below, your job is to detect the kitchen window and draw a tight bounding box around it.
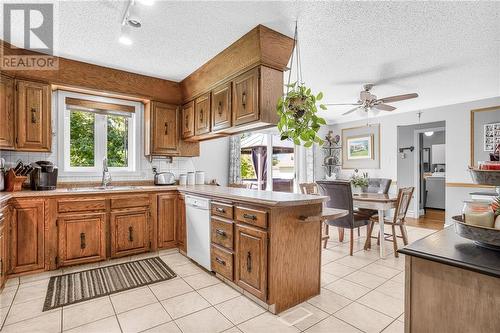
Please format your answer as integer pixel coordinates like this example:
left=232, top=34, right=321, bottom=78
left=57, top=91, right=142, bottom=175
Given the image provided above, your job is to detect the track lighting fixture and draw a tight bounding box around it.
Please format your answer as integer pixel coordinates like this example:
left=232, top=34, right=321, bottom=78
left=119, top=0, right=153, bottom=45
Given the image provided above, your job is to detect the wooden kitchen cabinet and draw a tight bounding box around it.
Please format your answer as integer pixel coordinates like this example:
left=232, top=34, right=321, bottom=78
left=57, top=213, right=106, bottom=266
left=194, top=93, right=211, bottom=135
left=9, top=199, right=45, bottom=274
left=211, top=82, right=232, bottom=131
left=235, top=223, right=267, bottom=301
left=0, top=207, right=9, bottom=288
left=0, top=75, right=15, bottom=150
left=157, top=193, right=177, bottom=249
left=110, top=208, right=150, bottom=258
left=181, top=101, right=195, bottom=139
left=177, top=194, right=186, bottom=253
left=232, top=67, right=259, bottom=126
left=145, top=101, right=178, bottom=155
left=15, top=80, right=51, bottom=152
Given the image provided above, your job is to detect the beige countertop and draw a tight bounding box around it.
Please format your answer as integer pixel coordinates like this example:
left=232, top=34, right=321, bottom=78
left=1, top=185, right=327, bottom=207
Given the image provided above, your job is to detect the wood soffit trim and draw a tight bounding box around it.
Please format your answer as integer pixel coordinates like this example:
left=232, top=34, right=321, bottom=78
left=65, top=97, right=135, bottom=113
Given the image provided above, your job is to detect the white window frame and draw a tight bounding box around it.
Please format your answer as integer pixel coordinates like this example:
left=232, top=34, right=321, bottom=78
left=57, top=91, right=142, bottom=177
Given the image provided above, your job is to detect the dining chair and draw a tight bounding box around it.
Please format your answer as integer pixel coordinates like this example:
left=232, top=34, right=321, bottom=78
left=364, top=187, right=414, bottom=257
left=299, top=182, right=330, bottom=248
left=316, top=180, right=372, bottom=255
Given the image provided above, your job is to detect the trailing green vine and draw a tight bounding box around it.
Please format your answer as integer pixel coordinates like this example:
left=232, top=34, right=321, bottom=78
left=277, top=82, right=327, bottom=147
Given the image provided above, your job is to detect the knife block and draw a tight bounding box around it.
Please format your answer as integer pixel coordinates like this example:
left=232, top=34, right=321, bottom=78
left=5, top=169, right=27, bottom=192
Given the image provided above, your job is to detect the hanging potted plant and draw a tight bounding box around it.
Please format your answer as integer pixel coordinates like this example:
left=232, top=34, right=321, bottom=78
left=277, top=22, right=327, bottom=148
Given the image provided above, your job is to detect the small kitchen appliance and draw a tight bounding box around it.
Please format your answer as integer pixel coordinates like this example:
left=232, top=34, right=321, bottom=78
left=153, top=168, right=175, bottom=185
left=30, top=161, right=58, bottom=190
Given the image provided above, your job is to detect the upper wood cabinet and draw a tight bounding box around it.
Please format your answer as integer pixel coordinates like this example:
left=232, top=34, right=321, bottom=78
left=181, top=101, right=195, bottom=139
left=194, top=93, right=211, bottom=135
left=157, top=193, right=177, bottom=249
left=0, top=75, right=15, bottom=150
left=57, top=213, right=106, bottom=267
left=15, top=80, right=51, bottom=152
left=145, top=101, right=178, bottom=155
left=235, top=223, right=267, bottom=301
left=232, top=67, right=260, bottom=127
left=110, top=208, right=150, bottom=258
left=9, top=199, right=45, bottom=274
left=211, top=82, right=232, bottom=131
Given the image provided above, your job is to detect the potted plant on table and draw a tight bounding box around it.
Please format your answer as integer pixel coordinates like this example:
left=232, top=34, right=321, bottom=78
left=351, top=169, right=368, bottom=194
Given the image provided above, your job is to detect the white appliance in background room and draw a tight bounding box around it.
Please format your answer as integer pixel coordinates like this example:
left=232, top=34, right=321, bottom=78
left=185, top=195, right=211, bottom=271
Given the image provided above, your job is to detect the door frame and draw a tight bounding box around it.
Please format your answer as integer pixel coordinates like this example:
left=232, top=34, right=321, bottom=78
left=412, top=126, right=446, bottom=217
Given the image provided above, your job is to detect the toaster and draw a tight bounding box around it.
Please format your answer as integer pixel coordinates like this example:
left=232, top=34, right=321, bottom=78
left=153, top=169, right=175, bottom=185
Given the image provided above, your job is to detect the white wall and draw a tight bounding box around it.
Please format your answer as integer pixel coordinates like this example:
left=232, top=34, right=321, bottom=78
left=315, top=97, right=500, bottom=221
left=192, top=137, right=230, bottom=186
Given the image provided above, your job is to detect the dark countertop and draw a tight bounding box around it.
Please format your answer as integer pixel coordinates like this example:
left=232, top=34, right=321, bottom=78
left=399, top=226, right=500, bottom=278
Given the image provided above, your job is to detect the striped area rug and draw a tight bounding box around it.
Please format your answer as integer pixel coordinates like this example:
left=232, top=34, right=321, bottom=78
left=43, top=257, right=176, bottom=311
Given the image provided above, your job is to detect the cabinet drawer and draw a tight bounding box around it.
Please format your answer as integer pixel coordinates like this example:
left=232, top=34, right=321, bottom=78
left=211, top=217, right=233, bottom=250
left=234, top=206, right=267, bottom=229
left=211, top=202, right=233, bottom=219
left=111, top=195, right=150, bottom=210
left=58, top=198, right=106, bottom=213
left=211, top=244, right=233, bottom=281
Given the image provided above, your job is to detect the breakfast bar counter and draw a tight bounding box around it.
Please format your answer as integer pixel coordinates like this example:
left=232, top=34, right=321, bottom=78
left=399, top=226, right=500, bottom=332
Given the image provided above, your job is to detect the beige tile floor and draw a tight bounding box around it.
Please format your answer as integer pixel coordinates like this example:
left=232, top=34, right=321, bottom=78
left=0, top=225, right=436, bottom=333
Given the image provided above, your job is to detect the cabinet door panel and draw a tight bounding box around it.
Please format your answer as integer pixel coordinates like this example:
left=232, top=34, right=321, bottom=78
left=10, top=199, right=45, bottom=274
left=152, top=102, right=178, bottom=153
left=0, top=75, right=15, bottom=149
left=232, top=68, right=259, bottom=126
left=58, top=213, right=106, bottom=266
left=211, top=82, right=231, bottom=131
left=177, top=195, right=186, bottom=253
left=235, top=224, right=267, bottom=300
left=158, top=194, right=177, bottom=249
left=111, top=209, right=149, bottom=257
left=16, top=80, right=51, bottom=151
left=194, top=93, right=211, bottom=135
left=181, top=101, right=195, bottom=139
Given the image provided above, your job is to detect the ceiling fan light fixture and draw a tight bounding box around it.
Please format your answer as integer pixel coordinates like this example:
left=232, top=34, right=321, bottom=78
left=424, top=131, right=434, bottom=137
left=119, top=25, right=133, bottom=45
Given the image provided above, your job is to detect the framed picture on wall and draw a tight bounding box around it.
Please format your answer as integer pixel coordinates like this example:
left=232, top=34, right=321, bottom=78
left=341, top=124, right=380, bottom=169
left=346, top=135, right=374, bottom=160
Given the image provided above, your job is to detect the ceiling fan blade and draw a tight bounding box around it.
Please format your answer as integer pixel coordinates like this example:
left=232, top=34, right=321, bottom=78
left=342, top=106, right=362, bottom=116
left=373, top=103, right=396, bottom=111
left=324, top=103, right=362, bottom=106
left=378, top=93, right=418, bottom=103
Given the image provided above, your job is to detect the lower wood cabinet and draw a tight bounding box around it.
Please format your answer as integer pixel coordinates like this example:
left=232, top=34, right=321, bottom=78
left=211, top=244, right=233, bottom=280
left=0, top=207, right=8, bottom=288
left=57, top=213, right=106, bottom=266
left=235, top=223, right=267, bottom=301
left=158, top=193, right=177, bottom=249
left=177, top=194, right=186, bottom=253
left=110, top=209, right=150, bottom=258
left=9, top=199, right=45, bottom=274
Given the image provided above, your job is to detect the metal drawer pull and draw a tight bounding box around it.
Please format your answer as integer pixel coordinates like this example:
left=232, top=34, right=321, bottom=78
left=164, top=122, right=168, bottom=135
left=246, top=251, right=252, bottom=273
left=128, top=226, right=133, bottom=242
left=216, top=207, right=225, bottom=213
left=215, top=257, right=226, bottom=266
left=215, top=229, right=226, bottom=237
left=200, top=109, right=203, bottom=122
left=218, top=101, right=223, bottom=115
left=242, top=92, right=247, bottom=108
left=80, top=233, right=86, bottom=249
left=243, top=213, right=257, bottom=220
left=31, top=108, right=37, bottom=123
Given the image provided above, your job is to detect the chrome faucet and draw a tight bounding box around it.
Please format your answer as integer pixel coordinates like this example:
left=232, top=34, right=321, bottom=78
left=101, top=158, right=112, bottom=188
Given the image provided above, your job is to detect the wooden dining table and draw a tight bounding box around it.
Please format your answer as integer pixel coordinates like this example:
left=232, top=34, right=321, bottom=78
left=352, top=193, right=398, bottom=258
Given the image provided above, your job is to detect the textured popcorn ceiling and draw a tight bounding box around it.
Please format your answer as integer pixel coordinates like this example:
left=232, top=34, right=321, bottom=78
left=7, top=1, right=500, bottom=122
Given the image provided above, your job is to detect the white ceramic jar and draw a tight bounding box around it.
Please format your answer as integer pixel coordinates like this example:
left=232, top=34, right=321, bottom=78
left=195, top=171, right=205, bottom=185
left=187, top=172, right=195, bottom=185
left=179, top=174, right=187, bottom=185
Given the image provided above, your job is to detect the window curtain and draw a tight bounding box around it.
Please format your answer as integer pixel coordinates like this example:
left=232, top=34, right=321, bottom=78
left=251, top=147, right=267, bottom=190
left=228, top=135, right=241, bottom=184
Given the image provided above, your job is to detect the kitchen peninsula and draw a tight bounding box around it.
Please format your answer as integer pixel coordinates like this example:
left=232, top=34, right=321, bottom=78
left=0, top=185, right=336, bottom=313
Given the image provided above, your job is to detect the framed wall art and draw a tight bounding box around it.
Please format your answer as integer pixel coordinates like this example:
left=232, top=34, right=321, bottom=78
left=341, top=124, right=380, bottom=169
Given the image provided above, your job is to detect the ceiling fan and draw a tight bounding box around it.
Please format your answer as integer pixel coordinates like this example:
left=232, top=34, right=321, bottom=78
left=326, top=84, right=419, bottom=116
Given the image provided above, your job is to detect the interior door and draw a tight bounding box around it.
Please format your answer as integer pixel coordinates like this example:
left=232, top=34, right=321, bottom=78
left=152, top=102, right=178, bottom=153
left=0, top=75, right=15, bottom=149
left=111, top=209, right=149, bottom=257
left=58, top=213, right=106, bottom=266
left=235, top=223, right=267, bottom=301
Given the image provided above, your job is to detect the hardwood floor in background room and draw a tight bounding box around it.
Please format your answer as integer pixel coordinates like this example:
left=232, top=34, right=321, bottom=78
left=405, top=209, right=445, bottom=230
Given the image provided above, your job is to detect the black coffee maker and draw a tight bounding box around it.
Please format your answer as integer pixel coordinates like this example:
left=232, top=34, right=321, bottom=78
left=30, top=161, right=58, bottom=190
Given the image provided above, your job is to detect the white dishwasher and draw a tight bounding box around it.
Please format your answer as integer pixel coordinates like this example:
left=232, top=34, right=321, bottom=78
left=185, top=195, right=211, bottom=271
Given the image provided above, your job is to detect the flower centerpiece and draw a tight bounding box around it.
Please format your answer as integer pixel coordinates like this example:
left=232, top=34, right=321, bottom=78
left=351, top=169, right=368, bottom=193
